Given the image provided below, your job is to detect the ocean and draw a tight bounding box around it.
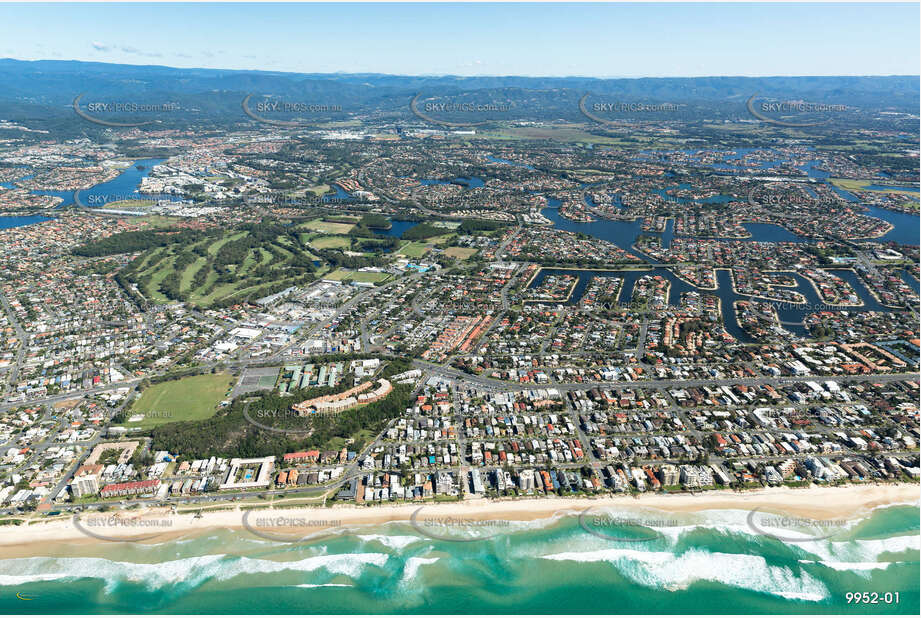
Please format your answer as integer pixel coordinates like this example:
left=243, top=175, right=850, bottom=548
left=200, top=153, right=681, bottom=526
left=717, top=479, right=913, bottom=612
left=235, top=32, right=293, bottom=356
left=1, top=504, right=917, bottom=614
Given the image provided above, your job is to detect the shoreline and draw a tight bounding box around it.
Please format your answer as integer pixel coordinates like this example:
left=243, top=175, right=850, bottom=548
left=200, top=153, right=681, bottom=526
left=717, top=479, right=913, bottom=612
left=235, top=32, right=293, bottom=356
left=1, top=483, right=917, bottom=555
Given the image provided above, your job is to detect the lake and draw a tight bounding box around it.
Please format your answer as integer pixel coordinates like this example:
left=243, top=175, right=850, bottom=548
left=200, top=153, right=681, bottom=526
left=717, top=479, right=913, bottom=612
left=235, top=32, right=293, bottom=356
left=372, top=219, right=419, bottom=238
left=0, top=214, right=53, bottom=230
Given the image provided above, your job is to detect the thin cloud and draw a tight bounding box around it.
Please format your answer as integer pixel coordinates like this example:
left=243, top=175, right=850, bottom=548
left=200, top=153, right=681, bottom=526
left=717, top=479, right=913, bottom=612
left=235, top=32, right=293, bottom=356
left=118, top=45, right=162, bottom=58
left=91, top=42, right=161, bottom=58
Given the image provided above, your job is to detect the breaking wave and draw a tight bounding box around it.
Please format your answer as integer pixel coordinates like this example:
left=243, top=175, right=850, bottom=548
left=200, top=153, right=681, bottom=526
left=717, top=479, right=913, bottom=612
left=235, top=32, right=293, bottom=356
left=542, top=547, right=830, bottom=602
left=0, top=552, right=389, bottom=593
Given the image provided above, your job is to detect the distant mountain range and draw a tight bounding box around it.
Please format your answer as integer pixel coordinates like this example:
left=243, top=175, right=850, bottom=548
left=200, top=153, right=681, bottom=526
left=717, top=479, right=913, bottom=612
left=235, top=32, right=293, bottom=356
left=0, top=58, right=917, bottom=132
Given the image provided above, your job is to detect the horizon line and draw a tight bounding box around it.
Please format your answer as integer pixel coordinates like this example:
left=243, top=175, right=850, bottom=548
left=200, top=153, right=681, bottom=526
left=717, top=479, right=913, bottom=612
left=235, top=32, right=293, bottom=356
left=2, top=57, right=918, bottom=80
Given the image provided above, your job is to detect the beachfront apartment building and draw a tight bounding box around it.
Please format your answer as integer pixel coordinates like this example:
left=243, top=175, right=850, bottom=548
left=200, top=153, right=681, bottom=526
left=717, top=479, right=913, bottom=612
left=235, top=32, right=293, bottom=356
left=679, top=465, right=700, bottom=488
left=469, top=469, right=485, bottom=494
left=518, top=469, right=536, bottom=492
left=778, top=459, right=797, bottom=479
left=99, top=479, right=160, bottom=499
left=220, top=456, right=276, bottom=490
left=71, top=473, right=99, bottom=498
left=658, top=464, right=680, bottom=486
left=435, top=471, right=457, bottom=496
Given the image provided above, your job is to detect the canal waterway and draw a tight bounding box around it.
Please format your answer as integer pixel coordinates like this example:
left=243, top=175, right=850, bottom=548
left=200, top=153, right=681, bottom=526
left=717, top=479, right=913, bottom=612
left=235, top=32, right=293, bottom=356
left=536, top=198, right=901, bottom=341
left=528, top=265, right=892, bottom=343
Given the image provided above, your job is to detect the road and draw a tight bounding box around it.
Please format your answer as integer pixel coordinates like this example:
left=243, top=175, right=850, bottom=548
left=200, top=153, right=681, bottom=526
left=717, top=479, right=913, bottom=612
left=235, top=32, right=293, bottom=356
left=635, top=317, right=650, bottom=358
left=0, top=289, right=28, bottom=386
left=3, top=348, right=913, bottom=416
left=410, top=359, right=916, bottom=392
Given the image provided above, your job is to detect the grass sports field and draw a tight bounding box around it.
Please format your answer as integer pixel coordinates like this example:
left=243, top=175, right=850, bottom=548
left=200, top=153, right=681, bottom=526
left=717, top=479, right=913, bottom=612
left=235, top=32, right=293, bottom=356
left=103, top=199, right=157, bottom=209
left=309, top=235, right=351, bottom=249
left=299, top=218, right=356, bottom=234
left=324, top=268, right=390, bottom=283
left=397, top=241, right=430, bottom=258
left=127, top=373, right=236, bottom=429
left=443, top=246, right=478, bottom=259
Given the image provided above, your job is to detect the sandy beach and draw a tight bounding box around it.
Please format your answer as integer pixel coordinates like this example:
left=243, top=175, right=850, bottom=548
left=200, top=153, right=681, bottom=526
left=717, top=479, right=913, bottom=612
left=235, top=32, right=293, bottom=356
left=1, top=483, right=917, bottom=555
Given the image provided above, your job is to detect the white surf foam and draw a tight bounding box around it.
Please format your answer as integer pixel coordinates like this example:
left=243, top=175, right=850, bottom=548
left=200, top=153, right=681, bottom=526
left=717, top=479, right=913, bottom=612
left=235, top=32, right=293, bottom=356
left=797, top=533, right=921, bottom=565
left=356, top=534, right=421, bottom=550
left=401, top=556, right=439, bottom=582
left=0, top=551, right=390, bottom=593
left=800, top=559, right=892, bottom=572
left=0, top=572, right=74, bottom=585
left=542, top=547, right=829, bottom=602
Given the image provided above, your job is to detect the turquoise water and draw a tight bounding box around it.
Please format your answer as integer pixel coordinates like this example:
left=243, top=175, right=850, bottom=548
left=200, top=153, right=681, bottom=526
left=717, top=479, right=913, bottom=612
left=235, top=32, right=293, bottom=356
left=1, top=504, right=917, bottom=614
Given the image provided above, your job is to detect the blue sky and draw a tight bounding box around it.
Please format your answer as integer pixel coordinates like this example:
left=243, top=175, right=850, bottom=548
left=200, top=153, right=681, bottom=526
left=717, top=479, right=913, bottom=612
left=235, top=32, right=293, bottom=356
left=2, top=2, right=918, bottom=77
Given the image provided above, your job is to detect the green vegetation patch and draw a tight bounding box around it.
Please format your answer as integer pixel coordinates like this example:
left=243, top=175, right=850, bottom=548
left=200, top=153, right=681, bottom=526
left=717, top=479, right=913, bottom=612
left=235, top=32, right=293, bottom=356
left=348, top=270, right=390, bottom=283
left=401, top=222, right=453, bottom=240
left=458, top=219, right=509, bottom=234
left=830, top=177, right=918, bottom=196
left=397, top=242, right=430, bottom=258
left=73, top=227, right=216, bottom=257
left=443, top=247, right=478, bottom=260
left=122, top=223, right=322, bottom=308
left=300, top=218, right=356, bottom=234
left=149, top=361, right=414, bottom=459
left=103, top=199, right=157, bottom=210
left=128, top=373, right=236, bottom=429
left=323, top=268, right=390, bottom=283
left=478, top=124, right=659, bottom=145
left=310, top=235, right=352, bottom=250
